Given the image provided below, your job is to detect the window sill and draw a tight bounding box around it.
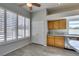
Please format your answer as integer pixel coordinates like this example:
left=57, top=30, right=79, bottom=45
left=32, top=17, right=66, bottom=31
left=0, top=37, right=30, bottom=46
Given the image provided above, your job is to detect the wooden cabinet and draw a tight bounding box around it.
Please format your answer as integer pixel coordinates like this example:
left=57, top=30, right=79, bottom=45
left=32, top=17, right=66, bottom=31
left=47, top=19, right=66, bottom=48
left=47, top=36, right=54, bottom=46
left=53, top=20, right=59, bottom=29
left=48, top=21, right=53, bottom=30
left=47, top=36, right=65, bottom=48
left=54, top=36, right=65, bottom=48
left=59, top=19, right=66, bottom=29
left=48, top=19, right=66, bottom=30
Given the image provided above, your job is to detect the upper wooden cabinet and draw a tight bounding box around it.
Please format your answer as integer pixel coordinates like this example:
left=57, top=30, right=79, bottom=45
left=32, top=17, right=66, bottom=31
left=53, top=20, right=59, bottom=29
left=48, top=19, right=66, bottom=30
left=48, top=21, right=53, bottom=30
left=59, top=19, right=66, bottom=29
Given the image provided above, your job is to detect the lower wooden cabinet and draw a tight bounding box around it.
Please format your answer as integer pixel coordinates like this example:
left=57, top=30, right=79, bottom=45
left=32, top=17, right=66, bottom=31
left=47, top=36, right=54, bottom=46
left=54, top=36, right=65, bottom=48
left=47, top=36, right=65, bottom=48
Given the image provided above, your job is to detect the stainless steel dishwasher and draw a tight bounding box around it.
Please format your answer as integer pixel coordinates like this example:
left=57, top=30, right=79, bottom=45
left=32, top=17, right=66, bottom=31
left=66, top=37, right=79, bottom=53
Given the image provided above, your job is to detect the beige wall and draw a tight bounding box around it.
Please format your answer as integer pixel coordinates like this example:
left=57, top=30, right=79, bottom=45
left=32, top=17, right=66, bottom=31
left=32, top=9, right=47, bottom=46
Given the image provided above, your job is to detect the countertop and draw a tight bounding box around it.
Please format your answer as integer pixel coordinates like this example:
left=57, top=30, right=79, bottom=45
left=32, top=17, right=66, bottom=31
left=48, top=34, right=79, bottom=37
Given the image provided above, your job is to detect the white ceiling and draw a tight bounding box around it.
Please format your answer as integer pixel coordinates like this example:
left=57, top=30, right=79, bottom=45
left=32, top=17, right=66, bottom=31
left=29, top=3, right=59, bottom=12
left=18, top=3, right=79, bottom=12
left=21, top=3, right=60, bottom=12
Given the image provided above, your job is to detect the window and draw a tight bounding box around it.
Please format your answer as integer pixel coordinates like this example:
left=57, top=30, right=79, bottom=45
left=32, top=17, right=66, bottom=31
left=0, top=8, right=5, bottom=42
left=6, top=10, right=17, bottom=41
left=18, top=15, right=24, bottom=38
left=25, top=18, right=30, bottom=37
left=0, top=7, right=30, bottom=45
left=69, top=21, right=79, bottom=29
left=69, top=20, right=79, bottom=34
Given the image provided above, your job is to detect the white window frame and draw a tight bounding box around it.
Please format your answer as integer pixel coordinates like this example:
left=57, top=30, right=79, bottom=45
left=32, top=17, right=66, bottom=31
left=0, top=7, right=30, bottom=45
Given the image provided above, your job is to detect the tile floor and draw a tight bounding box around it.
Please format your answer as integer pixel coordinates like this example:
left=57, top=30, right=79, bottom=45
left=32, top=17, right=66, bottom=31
left=5, top=44, right=79, bottom=56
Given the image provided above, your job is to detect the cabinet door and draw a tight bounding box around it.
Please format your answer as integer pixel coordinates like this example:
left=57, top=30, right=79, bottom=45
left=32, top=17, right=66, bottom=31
left=47, top=36, right=54, bottom=46
left=53, top=20, right=59, bottom=29
left=48, top=21, right=53, bottom=30
left=54, top=36, right=65, bottom=48
left=59, top=19, right=66, bottom=29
